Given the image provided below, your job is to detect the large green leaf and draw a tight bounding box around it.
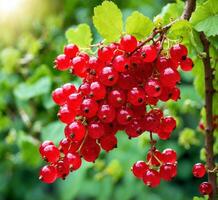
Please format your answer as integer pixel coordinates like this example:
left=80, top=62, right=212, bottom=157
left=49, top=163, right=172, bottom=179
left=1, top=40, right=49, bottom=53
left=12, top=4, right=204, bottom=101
left=65, top=23, right=92, bottom=48
left=190, top=0, right=218, bottom=37
left=41, top=121, right=65, bottom=145
left=18, top=133, right=41, bottom=167
left=14, top=77, right=51, bottom=100
left=93, top=1, right=123, bottom=42
left=125, top=11, right=153, bottom=40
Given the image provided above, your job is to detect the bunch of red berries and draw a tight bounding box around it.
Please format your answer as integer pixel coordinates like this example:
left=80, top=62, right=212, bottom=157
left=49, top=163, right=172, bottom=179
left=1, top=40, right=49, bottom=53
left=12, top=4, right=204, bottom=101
left=192, top=163, right=213, bottom=195
left=39, top=34, right=193, bottom=184
left=132, top=148, right=177, bottom=187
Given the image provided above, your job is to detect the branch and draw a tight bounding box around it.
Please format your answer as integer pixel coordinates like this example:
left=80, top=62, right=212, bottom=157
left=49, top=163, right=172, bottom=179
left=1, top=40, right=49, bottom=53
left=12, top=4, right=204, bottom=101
left=200, top=32, right=217, bottom=200
left=181, top=0, right=196, bottom=20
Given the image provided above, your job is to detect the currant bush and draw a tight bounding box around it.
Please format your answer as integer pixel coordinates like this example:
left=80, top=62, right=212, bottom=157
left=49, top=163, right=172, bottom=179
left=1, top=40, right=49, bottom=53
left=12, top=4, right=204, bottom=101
left=39, top=31, right=195, bottom=186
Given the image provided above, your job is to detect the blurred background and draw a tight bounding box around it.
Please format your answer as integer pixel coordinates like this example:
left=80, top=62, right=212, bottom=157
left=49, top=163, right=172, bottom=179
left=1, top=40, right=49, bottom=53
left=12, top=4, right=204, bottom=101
left=0, top=0, right=207, bottom=200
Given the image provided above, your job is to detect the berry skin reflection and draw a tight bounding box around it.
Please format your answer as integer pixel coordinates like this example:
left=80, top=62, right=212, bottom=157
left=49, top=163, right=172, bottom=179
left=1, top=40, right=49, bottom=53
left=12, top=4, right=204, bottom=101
left=39, top=34, right=193, bottom=186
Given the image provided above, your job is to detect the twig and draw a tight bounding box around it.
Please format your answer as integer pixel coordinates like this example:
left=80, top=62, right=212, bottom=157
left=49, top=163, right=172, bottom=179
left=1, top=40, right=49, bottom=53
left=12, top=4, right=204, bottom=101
left=200, top=32, right=217, bottom=200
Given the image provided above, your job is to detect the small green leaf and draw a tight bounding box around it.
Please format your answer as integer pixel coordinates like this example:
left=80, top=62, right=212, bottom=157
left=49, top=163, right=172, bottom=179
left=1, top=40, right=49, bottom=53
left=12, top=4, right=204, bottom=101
left=125, top=11, right=154, bottom=40
left=14, top=77, right=51, bottom=100
left=65, top=23, right=92, bottom=48
left=191, top=0, right=218, bottom=37
left=93, top=1, right=123, bottom=42
left=41, top=121, right=65, bottom=145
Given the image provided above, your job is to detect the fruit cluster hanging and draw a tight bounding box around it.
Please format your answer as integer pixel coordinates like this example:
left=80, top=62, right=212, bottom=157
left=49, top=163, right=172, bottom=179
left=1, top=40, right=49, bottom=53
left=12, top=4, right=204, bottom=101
left=39, top=33, right=193, bottom=186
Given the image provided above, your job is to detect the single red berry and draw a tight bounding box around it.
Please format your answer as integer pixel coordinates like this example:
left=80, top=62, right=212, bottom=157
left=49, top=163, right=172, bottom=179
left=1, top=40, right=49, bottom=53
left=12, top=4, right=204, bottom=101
left=108, top=89, right=126, bottom=108
left=99, top=134, right=117, bottom=152
left=97, top=104, right=116, bottom=123
left=180, top=57, right=193, bottom=71
left=39, top=140, right=54, bottom=155
left=72, top=56, right=87, bottom=77
left=64, top=121, right=86, bottom=142
left=67, top=92, right=83, bottom=111
left=64, top=152, right=82, bottom=171
left=59, top=138, right=71, bottom=154
left=143, top=169, right=161, bottom=188
left=132, top=161, right=148, bottom=179
left=58, top=104, right=75, bottom=124
left=156, top=56, right=169, bottom=72
left=141, top=45, right=157, bottom=62
left=171, top=87, right=180, bottom=101
left=161, top=117, right=176, bottom=133
left=88, top=121, right=105, bottom=139
left=144, top=79, right=162, bottom=97
left=199, top=182, right=212, bottom=195
left=117, top=72, right=136, bottom=90
left=125, top=119, right=144, bottom=138
left=162, top=148, right=177, bottom=164
left=98, top=46, right=114, bottom=62
left=52, top=88, right=65, bottom=106
left=54, top=54, right=71, bottom=71
left=117, top=107, right=133, bottom=125
left=56, top=160, right=70, bottom=179
left=127, top=87, right=146, bottom=106
left=79, top=82, right=90, bottom=96
left=120, top=35, right=137, bottom=52
left=170, top=44, right=188, bottom=61
left=64, top=44, right=79, bottom=59
left=89, top=81, right=106, bottom=100
left=192, top=163, right=206, bottom=178
left=39, top=165, right=57, bottom=184
left=80, top=98, right=99, bottom=118
left=160, top=163, right=177, bottom=181
left=41, top=145, right=60, bottom=163
left=62, top=83, right=76, bottom=97
left=113, top=55, right=130, bottom=72
left=157, top=131, right=171, bottom=140
left=160, top=67, right=180, bottom=88
left=99, top=66, right=119, bottom=86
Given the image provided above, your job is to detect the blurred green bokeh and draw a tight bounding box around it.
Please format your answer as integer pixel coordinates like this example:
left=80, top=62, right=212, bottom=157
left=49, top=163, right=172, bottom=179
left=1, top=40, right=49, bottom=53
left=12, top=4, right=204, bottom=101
left=0, top=0, right=207, bottom=200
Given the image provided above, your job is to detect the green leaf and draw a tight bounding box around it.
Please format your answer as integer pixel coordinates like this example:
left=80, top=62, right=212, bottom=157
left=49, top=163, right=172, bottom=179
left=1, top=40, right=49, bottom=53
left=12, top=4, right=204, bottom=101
left=93, top=1, right=123, bottom=42
left=41, top=121, right=65, bottom=145
left=14, top=77, right=51, bottom=100
left=191, top=0, right=218, bottom=37
left=125, top=11, right=154, bottom=40
left=65, top=23, right=92, bottom=48
left=18, top=133, right=41, bottom=167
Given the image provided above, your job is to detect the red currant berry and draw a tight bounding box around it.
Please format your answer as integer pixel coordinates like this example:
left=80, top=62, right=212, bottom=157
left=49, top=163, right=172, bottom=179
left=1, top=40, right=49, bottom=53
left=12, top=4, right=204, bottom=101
left=108, top=89, right=126, bottom=108
left=67, top=92, right=83, bottom=111
left=54, top=54, right=71, bottom=71
left=64, top=44, right=79, bottom=59
left=162, top=148, right=177, bottom=164
left=144, top=79, right=162, bottom=97
left=143, top=169, right=161, bottom=188
left=98, top=46, right=114, bottom=62
left=160, top=67, right=180, bottom=88
left=56, top=160, right=70, bottom=179
left=58, top=104, right=75, bottom=124
left=120, top=35, right=137, bottom=52
left=113, top=55, right=130, bottom=72
left=125, top=119, right=144, bottom=138
left=79, top=82, right=90, bottom=96
left=72, top=56, right=87, bottom=77
left=99, top=66, right=119, bottom=86
left=52, top=88, right=65, bottom=106
left=39, top=165, right=57, bottom=184
left=88, top=121, right=105, bottom=139
left=127, top=87, right=146, bottom=106
left=65, top=121, right=86, bottom=142
left=64, top=152, right=82, bottom=171
left=117, top=107, right=133, bottom=125
left=180, top=57, right=193, bottom=71
left=89, top=81, right=106, bottom=100
left=41, top=145, right=60, bottom=163
left=97, top=104, right=116, bottom=123
left=161, top=117, right=176, bottom=133
left=146, top=149, right=163, bottom=166
left=199, top=182, right=212, bottom=195
left=170, top=44, right=188, bottom=61
left=192, top=163, right=206, bottom=178
left=62, top=83, right=76, bottom=97
left=99, top=134, right=117, bottom=152
left=141, top=45, right=157, bottom=62
left=80, top=98, right=99, bottom=118
left=39, top=140, right=54, bottom=155
left=160, top=163, right=177, bottom=181
left=132, top=161, right=148, bottom=179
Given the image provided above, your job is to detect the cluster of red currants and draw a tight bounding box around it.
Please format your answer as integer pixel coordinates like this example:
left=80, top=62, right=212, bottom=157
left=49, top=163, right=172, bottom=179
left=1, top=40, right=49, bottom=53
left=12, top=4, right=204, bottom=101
left=132, top=148, right=177, bottom=187
left=39, top=34, right=193, bottom=184
left=192, top=163, right=213, bottom=195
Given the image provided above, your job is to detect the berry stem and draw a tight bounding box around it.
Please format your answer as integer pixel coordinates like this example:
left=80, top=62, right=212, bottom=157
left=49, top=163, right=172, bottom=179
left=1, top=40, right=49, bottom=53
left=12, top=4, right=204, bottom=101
left=200, top=32, right=217, bottom=200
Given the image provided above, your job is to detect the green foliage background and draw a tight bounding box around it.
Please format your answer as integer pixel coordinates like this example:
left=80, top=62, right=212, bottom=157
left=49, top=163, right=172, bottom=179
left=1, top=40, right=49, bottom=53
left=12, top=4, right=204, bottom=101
left=0, top=0, right=217, bottom=200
